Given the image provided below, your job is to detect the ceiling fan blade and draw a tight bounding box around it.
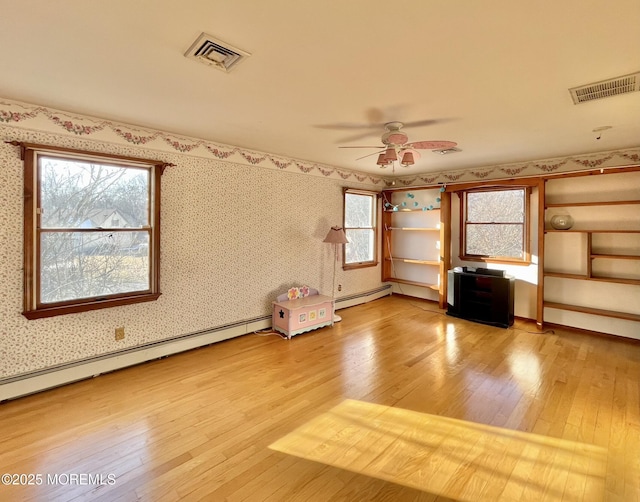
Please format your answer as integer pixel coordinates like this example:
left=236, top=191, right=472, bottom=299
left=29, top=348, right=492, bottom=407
left=408, top=140, right=457, bottom=150
left=355, top=149, right=386, bottom=161
left=334, top=130, right=387, bottom=143
left=314, top=107, right=389, bottom=131
left=313, top=123, right=380, bottom=131
left=401, top=118, right=452, bottom=128
left=338, top=145, right=386, bottom=149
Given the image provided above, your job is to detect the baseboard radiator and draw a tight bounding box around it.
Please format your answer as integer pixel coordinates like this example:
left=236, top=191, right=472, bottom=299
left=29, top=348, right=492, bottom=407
left=0, top=285, right=391, bottom=401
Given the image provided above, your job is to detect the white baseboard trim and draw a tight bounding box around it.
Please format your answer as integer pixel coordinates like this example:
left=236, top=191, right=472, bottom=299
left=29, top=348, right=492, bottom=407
left=1, top=285, right=392, bottom=401
left=389, top=282, right=439, bottom=302
left=0, top=317, right=271, bottom=402
left=335, top=284, right=392, bottom=310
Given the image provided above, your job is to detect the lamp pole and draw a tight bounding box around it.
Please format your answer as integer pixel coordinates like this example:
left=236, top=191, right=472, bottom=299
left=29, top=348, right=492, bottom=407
left=323, top=226, right=349, bottom=323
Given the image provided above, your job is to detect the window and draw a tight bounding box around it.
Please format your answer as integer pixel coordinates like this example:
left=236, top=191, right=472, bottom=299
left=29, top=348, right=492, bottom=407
left=21, top=144, right=168, bottom=319
left=343, top=189, right=378, bottom=269
left=460, top=187, right=530, bottom=264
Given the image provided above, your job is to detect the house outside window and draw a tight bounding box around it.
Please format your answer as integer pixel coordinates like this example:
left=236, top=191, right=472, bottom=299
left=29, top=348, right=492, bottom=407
left=460, top=187, right=530, bottom=264
left=21, top=144, right=167, bottom=319
left=343, top=188, right=378, bottom=269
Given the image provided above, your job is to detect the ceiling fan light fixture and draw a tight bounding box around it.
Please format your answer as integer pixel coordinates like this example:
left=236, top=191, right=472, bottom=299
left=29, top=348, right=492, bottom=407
left=386, top=132, right=409, bottom=145
left=338, top=121, right=456, bottom=169
left=401, top=151, right=415, bottom=166
left=383, top=147, right=397, bottom=163
left=376, top=153, right=389, bottom=166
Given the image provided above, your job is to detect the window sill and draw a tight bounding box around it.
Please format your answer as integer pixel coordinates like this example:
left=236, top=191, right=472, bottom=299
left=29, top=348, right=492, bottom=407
left=23, top=293, right=161, bottom=320
left=343, top=261, right=378, bottom=271
left=459, top=256, right=531, bottom=266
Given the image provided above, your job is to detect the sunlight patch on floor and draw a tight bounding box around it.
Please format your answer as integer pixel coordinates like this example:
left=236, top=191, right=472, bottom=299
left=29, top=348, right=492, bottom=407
left=269, top=399, right=607, bottom=502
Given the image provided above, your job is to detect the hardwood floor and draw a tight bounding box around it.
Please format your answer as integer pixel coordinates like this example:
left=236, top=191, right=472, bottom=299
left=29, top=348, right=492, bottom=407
left=1, top=295, right=639, bottom=501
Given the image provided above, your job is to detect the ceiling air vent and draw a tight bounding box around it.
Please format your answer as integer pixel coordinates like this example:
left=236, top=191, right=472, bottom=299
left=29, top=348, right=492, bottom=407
left=569, top=71, right=640, bottom=104
left=433, top=147, right=462, bottom=155
left=184, top=33, right=251, bottom=72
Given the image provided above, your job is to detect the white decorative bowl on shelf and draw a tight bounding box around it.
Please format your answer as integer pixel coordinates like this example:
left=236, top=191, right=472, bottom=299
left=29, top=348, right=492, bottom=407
left=550, top=214, right=574, bottom=230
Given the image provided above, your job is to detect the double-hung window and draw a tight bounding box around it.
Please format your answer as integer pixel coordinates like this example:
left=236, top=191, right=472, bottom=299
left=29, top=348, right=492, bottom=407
left=343, top=188, right=378, bottom=269
left=21, top=144, right=167, bottom=319
left=460, top=187, right=530, bottom=264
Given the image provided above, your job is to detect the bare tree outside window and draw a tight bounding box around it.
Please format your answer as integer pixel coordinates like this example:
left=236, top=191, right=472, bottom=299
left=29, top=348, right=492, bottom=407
left=21, top=145, right=164, bottom=319
left=39, top=158, right=150, bottom=303
left=462, top=188, right=529, bottom=262
left=343, top=190, right=378, bottom=268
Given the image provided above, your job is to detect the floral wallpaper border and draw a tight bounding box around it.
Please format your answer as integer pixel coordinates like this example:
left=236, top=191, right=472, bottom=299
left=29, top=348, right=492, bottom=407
left=391, top=149, right=640, bottom=187
left=0, top=98, right=385, bottom=186
left=1, top=97, right=639, bottom=188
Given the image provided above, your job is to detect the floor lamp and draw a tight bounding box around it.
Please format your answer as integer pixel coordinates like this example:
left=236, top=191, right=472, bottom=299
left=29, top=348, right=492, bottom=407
left=323, top=226, right=349, bottom=322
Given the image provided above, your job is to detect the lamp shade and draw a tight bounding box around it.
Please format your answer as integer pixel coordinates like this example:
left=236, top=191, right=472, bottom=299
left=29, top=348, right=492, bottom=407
left=323, top=226, right=349, bottom=244
left=382, top=147, right=397, bottom=163
left=376, top=153, right=389, bottom=167
left=401, top=151, right=415, bottom=166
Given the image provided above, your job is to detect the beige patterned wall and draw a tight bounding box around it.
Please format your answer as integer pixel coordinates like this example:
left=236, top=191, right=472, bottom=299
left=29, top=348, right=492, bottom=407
left=0, top=103, right=383, bottom=379
left=3, top=98, right=638, bottom=379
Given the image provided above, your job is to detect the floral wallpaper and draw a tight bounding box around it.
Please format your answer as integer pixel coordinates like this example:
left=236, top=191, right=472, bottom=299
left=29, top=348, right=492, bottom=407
left=0, top=100, right=383, bottom=379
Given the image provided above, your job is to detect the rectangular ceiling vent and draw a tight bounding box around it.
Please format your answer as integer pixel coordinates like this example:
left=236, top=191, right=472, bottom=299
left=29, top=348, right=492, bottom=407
left=569, top=71, right=640, bottom=104
left=185, top=33, right=251, bottom=72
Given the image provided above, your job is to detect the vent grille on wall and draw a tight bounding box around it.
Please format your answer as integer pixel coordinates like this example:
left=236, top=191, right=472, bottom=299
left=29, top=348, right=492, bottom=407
left=569, top=72, right=640, bottom=104
left=184, top=33, right=251, bottom=72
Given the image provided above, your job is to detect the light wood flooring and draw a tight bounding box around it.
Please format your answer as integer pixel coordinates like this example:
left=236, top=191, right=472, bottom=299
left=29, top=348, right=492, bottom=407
left=1, top=295, right=639, bottom=501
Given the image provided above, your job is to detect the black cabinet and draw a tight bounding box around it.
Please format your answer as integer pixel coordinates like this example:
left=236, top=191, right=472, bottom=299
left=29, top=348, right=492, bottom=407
left=447, top=269, right=515, bottom=328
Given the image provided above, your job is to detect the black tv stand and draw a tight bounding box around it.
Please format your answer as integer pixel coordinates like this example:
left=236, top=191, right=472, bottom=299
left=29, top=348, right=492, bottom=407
left=447, top=269, right=515, bottom=328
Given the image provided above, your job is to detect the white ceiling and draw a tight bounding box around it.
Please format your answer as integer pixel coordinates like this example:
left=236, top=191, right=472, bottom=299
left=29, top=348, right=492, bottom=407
left=1, top=0, right=639, bottom=176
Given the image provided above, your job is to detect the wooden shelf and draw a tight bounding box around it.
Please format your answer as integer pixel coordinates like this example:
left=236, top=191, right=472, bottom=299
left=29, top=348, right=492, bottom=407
left=544, top=302, right=640, bottom=322
left=544, top=272, right=640, bottom=286
left=545, top=199, right=640, bottom=208
left=544, top=272, right=587, bottom=280
left=385, top=278, right=439, bottom=290
left=386, top=227, right=440, bottom=231
left=591, top=253, right=640, bottom=261
left=384, top=208, right=441, bottom=213
left=589, top=276, right=640, bottom=285
left=545, top=229, right=640, bottom=233
left=385, top=257, right=439, bottom=266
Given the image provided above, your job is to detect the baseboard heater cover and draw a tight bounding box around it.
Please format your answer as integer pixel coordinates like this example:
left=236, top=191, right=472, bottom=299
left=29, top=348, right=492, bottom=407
left=335, top=284, right=392, bottom=308
left=1, top=285, right=392, bottom=401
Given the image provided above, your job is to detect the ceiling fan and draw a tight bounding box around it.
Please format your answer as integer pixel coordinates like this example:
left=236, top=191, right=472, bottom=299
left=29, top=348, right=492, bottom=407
left=339, top=121, right=457, bottom=168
